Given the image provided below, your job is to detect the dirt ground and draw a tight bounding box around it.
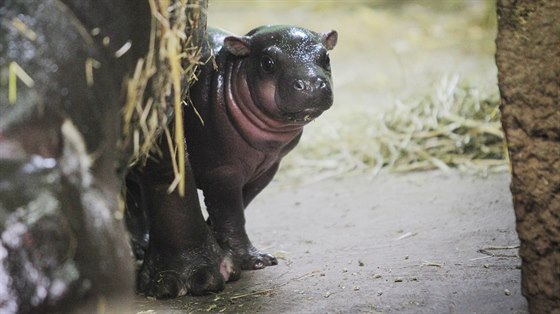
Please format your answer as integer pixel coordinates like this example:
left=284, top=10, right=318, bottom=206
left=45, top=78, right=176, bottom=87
left=135, top=171, right=527, bottom=313
left=135, top=2, right=528, bottom=313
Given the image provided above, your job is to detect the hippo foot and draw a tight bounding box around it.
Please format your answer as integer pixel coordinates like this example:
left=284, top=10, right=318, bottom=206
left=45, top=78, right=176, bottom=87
left=137, top=246, right=234, bottom=299
left=228, top=244, right=278, bottom=271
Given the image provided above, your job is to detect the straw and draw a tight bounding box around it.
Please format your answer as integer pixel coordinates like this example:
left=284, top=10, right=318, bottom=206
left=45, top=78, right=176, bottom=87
left=121, top=0, right=204, bottom=196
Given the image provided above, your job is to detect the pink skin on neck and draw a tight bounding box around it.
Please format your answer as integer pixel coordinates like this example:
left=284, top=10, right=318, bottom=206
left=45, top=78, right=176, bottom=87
left=225, top=60, right=305, bottom=150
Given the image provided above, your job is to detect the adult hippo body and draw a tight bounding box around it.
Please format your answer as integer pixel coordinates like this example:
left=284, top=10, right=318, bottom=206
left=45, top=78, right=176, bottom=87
left=185, top=26, right=338, bottom=273
left=0, top=1, right=151, bottom=311
left=0, top=0, right=228, bottom=311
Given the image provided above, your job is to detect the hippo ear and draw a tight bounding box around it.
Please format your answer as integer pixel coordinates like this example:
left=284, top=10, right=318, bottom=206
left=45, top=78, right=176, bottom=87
left=223, top=36, right=251, bottom=56
left=322, top=30, right=338, bottom=51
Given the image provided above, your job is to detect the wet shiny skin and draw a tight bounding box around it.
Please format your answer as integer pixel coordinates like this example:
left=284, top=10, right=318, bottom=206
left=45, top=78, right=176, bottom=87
left=184, top=25, right=337, bottom=274
left=126, top=25, right=337, bottom=300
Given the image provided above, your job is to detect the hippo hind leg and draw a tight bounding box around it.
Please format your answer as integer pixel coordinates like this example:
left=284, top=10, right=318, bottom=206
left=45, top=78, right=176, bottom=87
left=127, top=140, right=234, bottom=299
left=124, top=174, right=150, bottom=261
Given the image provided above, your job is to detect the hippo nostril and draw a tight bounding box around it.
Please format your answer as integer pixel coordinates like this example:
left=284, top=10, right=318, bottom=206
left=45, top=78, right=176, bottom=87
left=293, top=80, right=305, bottom=91
left=314, top=78, right=326, bottom=90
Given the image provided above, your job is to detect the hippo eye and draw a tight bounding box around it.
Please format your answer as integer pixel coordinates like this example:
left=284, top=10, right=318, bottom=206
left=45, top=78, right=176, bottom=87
left=260, top=55, right=275, bottom=73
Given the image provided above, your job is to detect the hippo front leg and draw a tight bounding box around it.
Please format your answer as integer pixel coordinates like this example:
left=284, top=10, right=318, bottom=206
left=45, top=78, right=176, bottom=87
left=202, top=167, right=278, bottom=273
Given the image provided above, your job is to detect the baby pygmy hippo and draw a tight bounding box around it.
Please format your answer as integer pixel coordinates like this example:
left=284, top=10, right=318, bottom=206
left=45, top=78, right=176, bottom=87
left=128, top=25, right=337, bottom=298
left=188, top=24, right=338, bottom=271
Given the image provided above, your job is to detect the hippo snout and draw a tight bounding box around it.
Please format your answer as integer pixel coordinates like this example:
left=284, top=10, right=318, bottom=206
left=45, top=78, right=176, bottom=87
left=279, top=75, right=333, bottom=122
left=288, top=75, right=333, bottom=111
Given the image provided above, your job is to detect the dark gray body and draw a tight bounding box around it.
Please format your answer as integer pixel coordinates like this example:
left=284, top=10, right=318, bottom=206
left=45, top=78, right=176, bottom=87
left=127, top=25, right=338, bottom=298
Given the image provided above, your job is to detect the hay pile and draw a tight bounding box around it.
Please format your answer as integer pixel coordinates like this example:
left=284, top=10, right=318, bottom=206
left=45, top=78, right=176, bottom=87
left=122, top=0, right=204, bottom=195
left=280, top=75, right=507, bottom=182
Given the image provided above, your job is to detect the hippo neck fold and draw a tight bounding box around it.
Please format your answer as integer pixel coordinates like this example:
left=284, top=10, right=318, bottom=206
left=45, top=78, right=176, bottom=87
left=224, top=59, right=303, bottom=151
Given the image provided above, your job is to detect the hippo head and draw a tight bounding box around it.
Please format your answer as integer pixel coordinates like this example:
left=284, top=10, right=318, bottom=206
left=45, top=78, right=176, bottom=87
left=223, top=25, right=338, bottom=124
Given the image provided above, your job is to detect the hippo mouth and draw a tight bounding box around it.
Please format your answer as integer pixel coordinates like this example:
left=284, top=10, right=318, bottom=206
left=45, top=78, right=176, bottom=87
left=282, top=107, right=325, bottom=123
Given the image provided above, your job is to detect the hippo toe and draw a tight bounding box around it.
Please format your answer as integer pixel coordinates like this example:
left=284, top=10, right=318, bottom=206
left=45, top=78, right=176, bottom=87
left=241, top=247, right=278, bottom=270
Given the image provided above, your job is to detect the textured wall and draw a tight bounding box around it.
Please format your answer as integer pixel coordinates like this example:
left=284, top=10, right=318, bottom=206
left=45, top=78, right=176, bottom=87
left=495, top=0, right=560, bottom=312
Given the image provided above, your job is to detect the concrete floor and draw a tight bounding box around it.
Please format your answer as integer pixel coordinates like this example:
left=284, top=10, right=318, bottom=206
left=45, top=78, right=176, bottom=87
left=135, top=171, right=527, bottom=313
